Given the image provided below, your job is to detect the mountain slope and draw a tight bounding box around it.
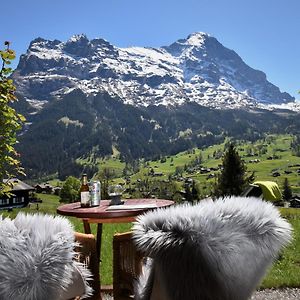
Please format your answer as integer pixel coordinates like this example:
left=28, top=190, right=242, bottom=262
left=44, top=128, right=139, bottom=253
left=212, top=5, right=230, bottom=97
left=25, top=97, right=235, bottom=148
left=13, top=32, right=294, bottom=112
left=17, top=89, right=300, bottom=179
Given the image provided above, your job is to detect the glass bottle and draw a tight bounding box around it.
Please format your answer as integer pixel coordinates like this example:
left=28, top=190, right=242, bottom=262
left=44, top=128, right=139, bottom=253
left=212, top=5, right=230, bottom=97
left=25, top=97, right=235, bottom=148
left=80, top=174, right=90, bottom=208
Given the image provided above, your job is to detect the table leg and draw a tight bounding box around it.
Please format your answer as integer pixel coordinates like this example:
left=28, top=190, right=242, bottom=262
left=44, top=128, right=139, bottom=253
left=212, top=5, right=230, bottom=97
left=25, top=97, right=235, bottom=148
left=82, top=220, right=102, bottom=261
left=82, top=221, right=103, bottom=299
left=96, top=224, right=103, bottom=298
left=83, top=220, right=91, bottom=234
left=96, top=223, right=103, bottom=262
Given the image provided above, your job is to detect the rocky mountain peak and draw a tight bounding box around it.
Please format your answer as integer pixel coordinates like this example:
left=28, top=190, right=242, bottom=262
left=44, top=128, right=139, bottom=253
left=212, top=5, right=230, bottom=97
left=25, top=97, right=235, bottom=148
left=184, top=32, right=210, bottom=46
left=63, top=34, right=91, bottom=57
left=163, top=32, right=214, bottom=56
left=67, top=33, right=88, bottom=43
left=13, top=32, right=296, bottom=113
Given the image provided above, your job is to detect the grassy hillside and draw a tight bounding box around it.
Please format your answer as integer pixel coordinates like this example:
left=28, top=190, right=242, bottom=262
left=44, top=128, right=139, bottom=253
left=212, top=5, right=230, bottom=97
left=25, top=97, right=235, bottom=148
left=98, top=134, right=300, bottom=197
left=18, top=92, right=300, bottom=181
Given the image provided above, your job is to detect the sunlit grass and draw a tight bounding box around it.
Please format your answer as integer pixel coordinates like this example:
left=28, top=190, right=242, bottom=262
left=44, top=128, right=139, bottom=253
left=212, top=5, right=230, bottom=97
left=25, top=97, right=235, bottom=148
left=94, top=134, right=300, bottom=194
left=261, top=210, right=300, bottom=288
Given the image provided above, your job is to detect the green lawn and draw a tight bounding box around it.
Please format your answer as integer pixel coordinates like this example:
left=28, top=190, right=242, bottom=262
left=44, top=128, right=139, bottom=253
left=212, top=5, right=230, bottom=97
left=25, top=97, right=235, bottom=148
left=1, top=193, right=300, bottom=287
left=260, top=208, right=300, bottom=288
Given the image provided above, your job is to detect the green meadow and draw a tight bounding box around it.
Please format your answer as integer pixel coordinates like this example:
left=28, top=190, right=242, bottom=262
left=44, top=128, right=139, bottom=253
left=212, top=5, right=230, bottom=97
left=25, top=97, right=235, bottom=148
left=120, top=134, right=300, bottom=195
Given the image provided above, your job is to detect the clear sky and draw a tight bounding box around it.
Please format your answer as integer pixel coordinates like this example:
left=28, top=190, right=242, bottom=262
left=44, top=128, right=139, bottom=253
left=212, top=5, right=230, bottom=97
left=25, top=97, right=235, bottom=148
left=1, top=0, right=299, bottom=99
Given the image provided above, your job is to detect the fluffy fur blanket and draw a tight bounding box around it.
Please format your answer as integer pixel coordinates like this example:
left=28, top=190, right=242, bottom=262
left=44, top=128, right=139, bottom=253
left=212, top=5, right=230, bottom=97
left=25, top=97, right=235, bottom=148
left=0, top=213, right=92, bottom=300
left=133, top=196, right=292, bottom=300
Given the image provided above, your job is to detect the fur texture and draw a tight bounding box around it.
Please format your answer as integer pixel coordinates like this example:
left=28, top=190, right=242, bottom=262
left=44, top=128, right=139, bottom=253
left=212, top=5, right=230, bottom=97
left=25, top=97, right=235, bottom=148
left=0, top=213, right=92, bottom=300
left=133, top=197, right=292, bottom=300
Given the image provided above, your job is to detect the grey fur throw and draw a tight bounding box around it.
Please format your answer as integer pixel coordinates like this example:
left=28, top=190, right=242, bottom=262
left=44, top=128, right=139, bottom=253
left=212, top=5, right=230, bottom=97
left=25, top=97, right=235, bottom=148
left=0, top=213, right=92, bottom=300
left=133, top=196, right=292, bottom=300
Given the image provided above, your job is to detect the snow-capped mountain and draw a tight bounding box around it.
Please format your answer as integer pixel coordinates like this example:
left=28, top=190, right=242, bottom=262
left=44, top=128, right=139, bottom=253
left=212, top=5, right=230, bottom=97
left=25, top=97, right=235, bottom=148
left=13, top=32, right=295, bottom=112
left=13, top=33, right=300, bottom=179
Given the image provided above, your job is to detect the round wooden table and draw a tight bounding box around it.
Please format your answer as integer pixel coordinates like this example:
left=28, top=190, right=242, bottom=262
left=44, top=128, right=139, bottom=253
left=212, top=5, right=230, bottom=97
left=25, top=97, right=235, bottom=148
left=57, top=198, right=174, bottom=291
left=57, top=198, right=173, bottom=223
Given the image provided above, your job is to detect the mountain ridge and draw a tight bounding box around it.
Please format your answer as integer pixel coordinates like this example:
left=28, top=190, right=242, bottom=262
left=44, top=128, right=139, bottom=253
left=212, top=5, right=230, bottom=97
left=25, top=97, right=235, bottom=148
left=13, top=32, right=296, bottom=112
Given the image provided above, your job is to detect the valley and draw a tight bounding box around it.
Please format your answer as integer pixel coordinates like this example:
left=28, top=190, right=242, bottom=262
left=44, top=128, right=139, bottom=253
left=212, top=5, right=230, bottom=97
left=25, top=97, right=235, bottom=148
left=45, top=134, right=300, bottom=200
left=12, top=32, right=300, bottom=181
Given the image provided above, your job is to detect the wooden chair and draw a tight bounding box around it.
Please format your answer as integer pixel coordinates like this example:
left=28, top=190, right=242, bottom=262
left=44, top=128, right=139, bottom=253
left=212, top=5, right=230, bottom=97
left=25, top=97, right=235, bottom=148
left=74, top=232, right=101, bottom=300
left=113, top=232, right=144, bottom=300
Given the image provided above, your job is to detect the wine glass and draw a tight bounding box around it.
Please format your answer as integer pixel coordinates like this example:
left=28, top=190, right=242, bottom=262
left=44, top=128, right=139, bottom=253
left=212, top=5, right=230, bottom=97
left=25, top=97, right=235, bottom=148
left=108, top=184, right=124, bottom=205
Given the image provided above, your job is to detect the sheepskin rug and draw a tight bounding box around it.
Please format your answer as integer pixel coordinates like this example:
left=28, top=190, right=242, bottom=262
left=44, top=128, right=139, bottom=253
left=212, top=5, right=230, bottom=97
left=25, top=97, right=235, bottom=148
left=0, top=213, right=92, bottom=300
left=133, top=196, right=292, bottom=300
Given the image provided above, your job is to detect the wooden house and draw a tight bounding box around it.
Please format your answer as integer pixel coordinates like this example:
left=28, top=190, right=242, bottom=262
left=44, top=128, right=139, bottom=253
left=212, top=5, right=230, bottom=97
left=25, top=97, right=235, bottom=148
left=34, top=183, right=54, bottom=194
left=290, top=196, right=300, bottom=208
left=0, top=179, right=34, bottom=209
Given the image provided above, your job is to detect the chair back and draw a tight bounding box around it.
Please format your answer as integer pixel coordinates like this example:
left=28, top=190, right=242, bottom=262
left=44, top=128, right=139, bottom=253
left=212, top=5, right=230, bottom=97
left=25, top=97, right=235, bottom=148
left=113, top=232, right=144, bottom=300
left=0, top=213, right=95, bottom=300
left=133, top=197, right=292, bottom=300
left=74, top=232, right=101, bottom=300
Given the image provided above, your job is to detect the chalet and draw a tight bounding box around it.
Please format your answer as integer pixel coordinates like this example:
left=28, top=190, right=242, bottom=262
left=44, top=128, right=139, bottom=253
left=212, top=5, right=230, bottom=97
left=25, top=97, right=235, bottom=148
left=153, top=172, right=163, bottom=177
left=34, top=183, right=54, bottom=194
left=0, top=179, right=34, bottom=210
left=290, top=195, right=300, bottom=208
left=53, top=187, right=62, bottom=196
left=272, top=172, right=281, bottom=177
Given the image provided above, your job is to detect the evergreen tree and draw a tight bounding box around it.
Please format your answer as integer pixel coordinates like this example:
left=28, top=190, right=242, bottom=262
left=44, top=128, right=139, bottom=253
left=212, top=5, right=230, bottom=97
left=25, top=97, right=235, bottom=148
left=184, top=184, right=193, bottom=203
left=97, top=167, right=115, bottom=199
left=191, top=181, right=199, bottom=201
left=291, top=135, right=300, bottom=157
left=282, top=177, right=292, bottom=201
left=214, top=143, right=253, bottom=197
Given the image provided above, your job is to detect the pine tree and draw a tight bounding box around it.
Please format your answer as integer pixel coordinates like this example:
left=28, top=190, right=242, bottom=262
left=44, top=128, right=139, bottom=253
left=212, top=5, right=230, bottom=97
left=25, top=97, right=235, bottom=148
left=214, top=143, right=253, bottom=198
left=191, top=181, right=199, bottom=201
left=184, top=184, right=193, bottom=203
left=282, top=177, right=292, bottom=201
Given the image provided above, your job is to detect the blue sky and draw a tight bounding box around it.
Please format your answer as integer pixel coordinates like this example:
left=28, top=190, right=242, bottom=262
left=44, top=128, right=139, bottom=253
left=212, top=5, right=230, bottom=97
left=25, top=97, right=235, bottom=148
left=1, top=0, right=299, bottom=99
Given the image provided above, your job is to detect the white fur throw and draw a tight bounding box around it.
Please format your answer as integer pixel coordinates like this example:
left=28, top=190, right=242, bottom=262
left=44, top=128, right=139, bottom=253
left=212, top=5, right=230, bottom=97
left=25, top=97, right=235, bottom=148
left=0, top=213, right=92, bottom=300
left=133, top=197, right=292, bottom=300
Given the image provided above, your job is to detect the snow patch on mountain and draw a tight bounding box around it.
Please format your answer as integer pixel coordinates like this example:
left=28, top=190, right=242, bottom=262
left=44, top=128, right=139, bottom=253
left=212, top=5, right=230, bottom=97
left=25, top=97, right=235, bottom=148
left=13, top=32, right=297, bottom=112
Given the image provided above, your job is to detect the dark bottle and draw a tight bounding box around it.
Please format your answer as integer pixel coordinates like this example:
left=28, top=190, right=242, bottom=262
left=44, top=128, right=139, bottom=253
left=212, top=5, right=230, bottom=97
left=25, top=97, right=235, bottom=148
left=80, top=174, right=90, bottom=208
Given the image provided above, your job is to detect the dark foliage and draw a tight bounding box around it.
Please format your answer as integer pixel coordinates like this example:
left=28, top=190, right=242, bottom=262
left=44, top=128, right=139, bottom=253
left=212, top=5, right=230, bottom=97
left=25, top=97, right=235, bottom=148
left=282, top=178, right=293, bottom=201
left=291, top=135, right=300, bottom=157
left=214, top=144, right=253, bottom=197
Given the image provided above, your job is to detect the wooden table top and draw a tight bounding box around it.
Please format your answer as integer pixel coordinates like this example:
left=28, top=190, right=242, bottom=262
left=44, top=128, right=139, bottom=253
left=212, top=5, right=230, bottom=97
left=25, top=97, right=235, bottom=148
left=57, top=198, right=174, bottom=222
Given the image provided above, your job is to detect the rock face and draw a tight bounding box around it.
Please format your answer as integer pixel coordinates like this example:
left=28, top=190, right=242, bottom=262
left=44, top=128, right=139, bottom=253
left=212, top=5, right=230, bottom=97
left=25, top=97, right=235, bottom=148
left=13, top=32, right=294, bottom=112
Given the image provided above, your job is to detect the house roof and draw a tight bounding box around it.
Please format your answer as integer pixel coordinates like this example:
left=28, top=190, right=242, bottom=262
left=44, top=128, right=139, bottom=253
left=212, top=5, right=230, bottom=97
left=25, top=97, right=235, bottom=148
left=35, top=183, right=53, bottom=189
left=3, top=179, right=34, bottom=191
